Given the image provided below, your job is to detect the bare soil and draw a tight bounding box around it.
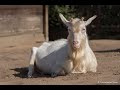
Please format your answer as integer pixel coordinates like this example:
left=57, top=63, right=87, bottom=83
left=0, top=34, right=120, bottom=85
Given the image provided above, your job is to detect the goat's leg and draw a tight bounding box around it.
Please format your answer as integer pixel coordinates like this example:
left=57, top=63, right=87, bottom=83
left=51, top=72, right=58, bottom=78
left=62, top=60, right=73, bottom=75
left=80, top=61, right=87, bottom=73
left=72, top=60, right=87, bottom=74
left=28, top=47, right=38, bottom=78
left=50, top=66, right=64, bottom=78
left=50, top=63, right=71, bottom=78
left=72, top=61, right=81, bottom=73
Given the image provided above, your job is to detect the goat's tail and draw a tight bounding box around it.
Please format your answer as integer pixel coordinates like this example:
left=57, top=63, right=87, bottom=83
left=28, top=47, right=38, bottom=77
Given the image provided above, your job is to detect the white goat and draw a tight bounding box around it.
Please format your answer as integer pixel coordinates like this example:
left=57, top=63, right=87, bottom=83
left=28, top=13, right=97, bottom=77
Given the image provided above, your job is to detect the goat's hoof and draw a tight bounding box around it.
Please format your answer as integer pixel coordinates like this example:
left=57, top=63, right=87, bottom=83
left=72, top=70, right=80, bottom=74
left=91, top=70, right=97, bottom=73
left=72, top=70, right=86, bottom=74
left=81, top=70, right=87, bottom=74
left=28, top=75, right=32, bottom=78
left=51, top=73, right=57, bottom=78
left=72, top=71, right=80, bottom=74
left=28, top=72, right=33, bottom=78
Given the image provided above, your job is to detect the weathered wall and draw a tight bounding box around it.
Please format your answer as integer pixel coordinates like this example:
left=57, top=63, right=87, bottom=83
left=0, top=5, right=43, bottom=36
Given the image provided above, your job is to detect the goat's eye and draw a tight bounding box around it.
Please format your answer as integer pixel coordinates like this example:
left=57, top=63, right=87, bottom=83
left=81, top=28, right=86, bottom=33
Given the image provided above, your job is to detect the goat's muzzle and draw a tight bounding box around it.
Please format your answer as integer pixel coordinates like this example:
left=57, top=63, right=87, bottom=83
left=73, top=41, right=80, bottom=49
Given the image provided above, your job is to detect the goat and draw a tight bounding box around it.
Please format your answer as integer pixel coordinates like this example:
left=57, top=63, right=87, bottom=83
left=28, top=13, right=97, bottom=77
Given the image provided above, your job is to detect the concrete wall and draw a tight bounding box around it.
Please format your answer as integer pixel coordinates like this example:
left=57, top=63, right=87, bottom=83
left=0, top=5, right=43, bottom=36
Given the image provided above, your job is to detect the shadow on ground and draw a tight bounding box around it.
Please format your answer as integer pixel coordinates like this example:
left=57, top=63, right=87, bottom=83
left=95, top=49, right=120, bottom=53
left=11, top=67, right=54, bottom=78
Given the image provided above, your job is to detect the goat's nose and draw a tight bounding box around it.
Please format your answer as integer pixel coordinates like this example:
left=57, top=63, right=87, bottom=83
left=73, top=41, right=79, bottom=45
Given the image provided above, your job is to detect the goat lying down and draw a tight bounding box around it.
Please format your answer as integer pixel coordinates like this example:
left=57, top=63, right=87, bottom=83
left=28, top=13, right=97, bottom=77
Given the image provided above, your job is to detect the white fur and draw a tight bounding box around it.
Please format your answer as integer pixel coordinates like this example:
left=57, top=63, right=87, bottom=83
left=28, top=14, right=97, bottom=77
left=28, top=39, right=73, bottom=77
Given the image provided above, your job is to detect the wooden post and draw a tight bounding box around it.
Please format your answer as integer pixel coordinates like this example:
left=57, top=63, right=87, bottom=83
left=43, top=5, right=49, bottom=41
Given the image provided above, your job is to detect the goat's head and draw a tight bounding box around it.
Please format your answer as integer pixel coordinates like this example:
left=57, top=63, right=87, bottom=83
left=59, top=13, right=97, bottom=50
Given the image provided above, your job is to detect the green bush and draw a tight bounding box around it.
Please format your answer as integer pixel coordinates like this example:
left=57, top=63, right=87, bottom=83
left=49, top=5, right=120, bottom=40
left=49, top=5, right=76, bottom=40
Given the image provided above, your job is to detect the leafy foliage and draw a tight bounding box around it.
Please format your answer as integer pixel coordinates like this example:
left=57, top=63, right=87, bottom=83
left=49, top=5, right=76, bottom=40
left=49, top=5, right=120, bottom=40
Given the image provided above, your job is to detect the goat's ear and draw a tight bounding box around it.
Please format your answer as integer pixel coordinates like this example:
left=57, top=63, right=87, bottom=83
left=59, top=13, right=69, bottom=26
left=85, top=15, right=97, bottom=26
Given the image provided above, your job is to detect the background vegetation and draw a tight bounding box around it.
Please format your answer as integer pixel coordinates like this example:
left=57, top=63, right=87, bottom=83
left=49, top=5, right=120, bottom=41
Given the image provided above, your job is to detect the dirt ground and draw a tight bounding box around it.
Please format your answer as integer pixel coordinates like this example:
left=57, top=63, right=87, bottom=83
left=0, top=34, right=120, bottom=85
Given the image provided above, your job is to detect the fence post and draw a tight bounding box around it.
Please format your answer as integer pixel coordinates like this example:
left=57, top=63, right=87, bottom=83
left=43, top=5, right=49, bottom=41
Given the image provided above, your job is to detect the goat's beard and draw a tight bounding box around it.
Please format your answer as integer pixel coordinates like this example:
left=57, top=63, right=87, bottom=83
left=68, top=38, right=86, bottom=72
left=73, top=44, right=80, bottom=50
left=69, top=42, right=84, bottom=58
